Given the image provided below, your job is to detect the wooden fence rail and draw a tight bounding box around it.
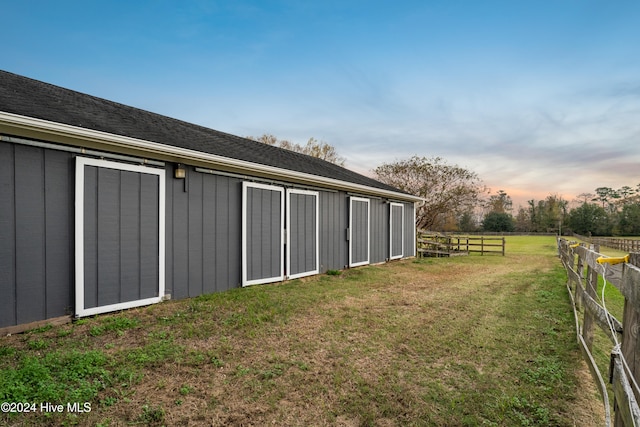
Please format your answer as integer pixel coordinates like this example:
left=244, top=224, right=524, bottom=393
left=573, top=234, right=640, bottom=253
left=416, top=231, right=505, bottom=257
left=558, top=238, right=640, bottom=427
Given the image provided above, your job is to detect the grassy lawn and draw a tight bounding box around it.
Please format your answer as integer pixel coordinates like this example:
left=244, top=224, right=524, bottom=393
left=0, top=236, right=603, bottom=426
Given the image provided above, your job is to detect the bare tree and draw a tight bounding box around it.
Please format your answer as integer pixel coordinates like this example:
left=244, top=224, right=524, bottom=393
left=248, top=134, right=280, bottom=146
left=247, top=134, right=345, bottom=166
left=575, top=193, right=594, bottom=204
left=373, top=156, right=485, bottom=230
left=298, top=138, right=345, bottom=166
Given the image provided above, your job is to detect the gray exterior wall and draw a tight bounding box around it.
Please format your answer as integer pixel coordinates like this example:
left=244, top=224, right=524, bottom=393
left=0, top=138, right=416, bottom=329
left=165, top=168, right=242, bottom=299
left=0, top=143, right=74, bottom=327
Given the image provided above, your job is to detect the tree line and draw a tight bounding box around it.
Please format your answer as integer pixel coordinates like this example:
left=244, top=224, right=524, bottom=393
left=248, top=135, right=639, bottom=236
left=476, top=186, right=640, bottom=236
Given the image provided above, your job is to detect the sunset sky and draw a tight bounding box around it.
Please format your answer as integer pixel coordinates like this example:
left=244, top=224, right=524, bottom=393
left=4, top=1, right=640, bottom=207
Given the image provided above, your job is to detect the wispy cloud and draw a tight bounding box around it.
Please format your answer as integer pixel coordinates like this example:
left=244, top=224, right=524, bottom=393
left=4, top=0, right=640, bottom=207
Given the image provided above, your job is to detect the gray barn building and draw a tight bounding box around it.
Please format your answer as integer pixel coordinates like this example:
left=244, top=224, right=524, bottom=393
left=0, top=70, right=420, bottom=331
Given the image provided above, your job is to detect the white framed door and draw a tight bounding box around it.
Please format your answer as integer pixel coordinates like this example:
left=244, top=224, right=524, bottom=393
left=286, top=189, right=319, bottom=279
left=242, top=182, right=285, bottom=286
left=389, top=203, right=404, bottom=260
left=349, top=197, right=370, bottom=267
left=75, top=157, right=165, bottom=317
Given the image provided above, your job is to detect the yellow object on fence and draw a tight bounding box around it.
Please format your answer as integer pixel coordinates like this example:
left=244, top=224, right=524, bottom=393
left=596, top=254, right=630, bottom=265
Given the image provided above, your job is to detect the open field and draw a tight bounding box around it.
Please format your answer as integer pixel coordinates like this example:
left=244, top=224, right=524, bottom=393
left=1, top=236, right=604, bottom=426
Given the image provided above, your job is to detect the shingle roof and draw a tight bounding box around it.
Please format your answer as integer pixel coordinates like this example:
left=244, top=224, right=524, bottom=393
left=0, top=70, right=407, bottom=195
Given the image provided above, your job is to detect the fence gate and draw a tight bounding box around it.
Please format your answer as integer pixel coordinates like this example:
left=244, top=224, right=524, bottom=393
left=75, top=157, right=165, bottom=317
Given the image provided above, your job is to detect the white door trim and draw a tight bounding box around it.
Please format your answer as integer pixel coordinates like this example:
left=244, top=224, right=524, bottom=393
left=349, top=197, right=370, bottom=267
left=241, top=182, right=285, bottom=286
left=74, top=157, right=165, bottom=317
left=389, top=202, right=404, bottom=260
left=286, top=189, right=319, bottom=279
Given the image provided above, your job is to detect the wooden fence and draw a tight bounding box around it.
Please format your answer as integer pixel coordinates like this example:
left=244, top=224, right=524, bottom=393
left=558, top=238, right=640, bottom=426
left=416, top=231, right=505, bottom=257
left=573, top=234, right=640, bottom=253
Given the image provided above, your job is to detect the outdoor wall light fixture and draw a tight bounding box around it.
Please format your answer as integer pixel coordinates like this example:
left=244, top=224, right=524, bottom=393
left=174, top=163, right=186, bottom=179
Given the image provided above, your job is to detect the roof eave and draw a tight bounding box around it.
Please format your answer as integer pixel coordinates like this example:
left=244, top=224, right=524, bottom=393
left=0, top=111, right=423, bottom=203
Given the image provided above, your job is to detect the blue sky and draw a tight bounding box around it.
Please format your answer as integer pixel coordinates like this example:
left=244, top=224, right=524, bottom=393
left=4, top=1, right=640, bottom=207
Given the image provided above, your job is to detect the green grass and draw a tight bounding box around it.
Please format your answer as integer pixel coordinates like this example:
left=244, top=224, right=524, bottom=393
left=0, top=350, right=111, bottom=403
left=88, top=316, right=139, bottom=337
left=0, top=236, right=603, bottom=426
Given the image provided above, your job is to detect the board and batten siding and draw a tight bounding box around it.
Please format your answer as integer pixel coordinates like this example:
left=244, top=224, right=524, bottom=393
left=404, top=201, right=416, bottom=257
left=165, top=168, right=242, bottom=299
left=0, top=138, right=416, bottom=330
left=0, top=142, right=74, bottom=328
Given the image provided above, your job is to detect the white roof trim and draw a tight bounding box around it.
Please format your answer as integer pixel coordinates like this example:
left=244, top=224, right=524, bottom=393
left=0, top=111, right=422, bottom=202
